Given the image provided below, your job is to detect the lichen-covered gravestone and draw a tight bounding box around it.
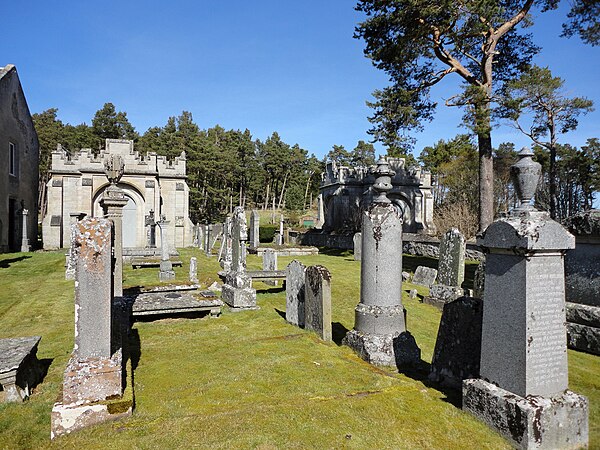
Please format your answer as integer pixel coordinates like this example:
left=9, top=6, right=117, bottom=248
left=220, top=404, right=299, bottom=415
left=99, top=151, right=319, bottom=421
left=411, top=266, right=437, bottom=287
left=249, top=209, right=260, bottom=249
left=285, top=260, right=306, bottom=327
left=304, top=265, right=332, bottom=341
left=189, top=257, right=199, bottom=284
left=353, top=232, right=361, bottom=261
left=262, top=248, right=278, bottom=286
left=462, top=148, right=588, bottom=449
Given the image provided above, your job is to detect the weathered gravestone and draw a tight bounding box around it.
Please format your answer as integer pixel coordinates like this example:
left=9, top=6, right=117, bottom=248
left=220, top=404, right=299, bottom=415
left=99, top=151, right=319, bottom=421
left=189, top=257, right=199, bottom=284
left=472, top=259, right=486, bottom=300
left=219, top=218, right=233, bottom=271
left=411, top=266, right=437, bottom=287
left=425, top=228, right=466, bottom=309
left=462, top=148, right=588, bottom=450
left=429, top=297, right=482, bottom=388
left=51, top=217, right=132, bottom=438
left=221, top=207, right=257, bottom=309
left=344, top=159, right=420, bottom=367
left=304, top=265, right=332, bottom=341
left=65, top=223, right=78, bottom=280
left=286, top=260, right=306, bottom=327
left=262, top=248, right=278, bottom=286
left=249, top=209, right=260, bottom=249
left=157, top=219, right=175, bottom=281
left=353, top=232, right=361, bottom=261
left=0, top=336, right=43, bottom=402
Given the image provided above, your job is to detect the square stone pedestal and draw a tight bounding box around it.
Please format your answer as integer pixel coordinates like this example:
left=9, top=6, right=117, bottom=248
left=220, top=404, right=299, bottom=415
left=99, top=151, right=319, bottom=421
left=463, top=378, right=588, bottom=449
left=343, top=330, right=420, bottom=367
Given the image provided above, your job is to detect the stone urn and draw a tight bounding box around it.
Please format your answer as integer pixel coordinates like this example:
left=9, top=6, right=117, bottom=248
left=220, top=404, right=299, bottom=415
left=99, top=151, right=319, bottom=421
left=510, top=147, right=541, bottom=210
left=371, top=158, right=395, bottom=203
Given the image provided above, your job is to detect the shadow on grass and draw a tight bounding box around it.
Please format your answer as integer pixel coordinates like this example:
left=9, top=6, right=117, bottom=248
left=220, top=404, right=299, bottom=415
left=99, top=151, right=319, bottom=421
left=317, top=247, right=354, bottom=258
left=274, top=308, right=286, bottom=320
left=0, top=256, right=31, bottom=268
left=32, top=358, right=54, bottom=395
left=332, top=322, right=349, bottom=346
left=396, top=358, right=462, bottom=408
left=401, top=255, right=438, bottom=274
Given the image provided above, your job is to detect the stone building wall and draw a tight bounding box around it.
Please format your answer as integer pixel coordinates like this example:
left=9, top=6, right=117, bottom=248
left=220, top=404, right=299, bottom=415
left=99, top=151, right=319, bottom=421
left=317, top=158, right=435, bottom=235
left=0, top=65, right=39, bottom=252
left=42, top=139, right=193, bottom=249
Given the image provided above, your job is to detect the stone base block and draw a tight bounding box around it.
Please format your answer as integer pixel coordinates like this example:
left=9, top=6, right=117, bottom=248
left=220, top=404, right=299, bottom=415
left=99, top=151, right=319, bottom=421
left=221, top=284, right=257, bottom=309
left=343, top=330, right=420, bottom=368
left=567, top=322, right=600, bottom=356
left=62, top=352, right=122, bottom=404
left=159, top=269, right=175, bottom=282
left=463, top=378, right=588, bottom=449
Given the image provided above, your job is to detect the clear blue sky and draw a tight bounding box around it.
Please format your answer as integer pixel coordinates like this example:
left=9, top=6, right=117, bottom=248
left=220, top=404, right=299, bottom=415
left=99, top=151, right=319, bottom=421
left=3, top=1, right=599, bottom=159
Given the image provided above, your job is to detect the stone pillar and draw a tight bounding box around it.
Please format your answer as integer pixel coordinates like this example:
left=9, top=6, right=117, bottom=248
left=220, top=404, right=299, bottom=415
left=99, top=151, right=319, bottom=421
left=189, top=257, right=199, bottom=284
left=278, top=214, right=284, bottom=245
left=262, top=248, right=278, bottom=287
left=20, top=208, right=30, bottom=252
left=204, top=224, right=211, bottom=256
left=304, top=265, right=332, bottom=341
left=286, top=260, right=306, bottom=327
left=51, top=217, right=131, bottom=438
left=344, top=158, right=420, bottom=367
left=221, top=207, right=257, bottom=309
left=157, top=220, right=175, bottom=281
left=100, top=155, right=128, bottom=297
left=316, top=193, right=324, bottom=229
left=145, top=210, right=156, bottom=248
left=353, top=232, right=361, bottom=261
left=463, top=148, right=588, bottom=449
left=249, top=209, right=260, bottom=248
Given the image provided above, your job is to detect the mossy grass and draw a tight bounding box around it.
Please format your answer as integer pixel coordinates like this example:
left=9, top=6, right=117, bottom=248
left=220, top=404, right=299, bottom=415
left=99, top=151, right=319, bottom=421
left=0, top=249, right=597, bottom=448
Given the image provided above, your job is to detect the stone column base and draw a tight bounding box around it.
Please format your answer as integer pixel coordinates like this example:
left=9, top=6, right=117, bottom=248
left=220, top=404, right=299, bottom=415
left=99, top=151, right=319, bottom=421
left=51, top=399, right=132, bottom=439
left=221, top=284, right=257, bottom=309
left=463, top=378, right=588, bottom=449
left=343, top=330, right=420, bottom=367
left=159, top=260, right=175, bottom=281
left=62, top=352, right=122, bottom=404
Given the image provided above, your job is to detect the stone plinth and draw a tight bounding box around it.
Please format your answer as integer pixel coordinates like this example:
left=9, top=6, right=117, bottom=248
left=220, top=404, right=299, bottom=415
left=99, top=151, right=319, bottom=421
left=286, top=260, right=306, bottom=327
left=221, top=272, right=257, bottom=309
left=0, top=336, right=43, bottom=402
left=304, top=265, right=332, bottom=341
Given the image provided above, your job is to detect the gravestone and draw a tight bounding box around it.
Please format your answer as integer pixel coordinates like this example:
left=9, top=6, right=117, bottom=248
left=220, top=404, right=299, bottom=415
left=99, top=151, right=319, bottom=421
left=425, top=228, right=466, bottom=309
left=65, top=224, right=78, bottom=280
left=221, top=207, right=257, bottom=309
left=353, top=232, right=361, bottom=261
left=51, top=217, right=132, bottom=438
left=472, top=259, right=486, bottom=299
left=262, top=248, right=278, bottom=287
left=429, top=297, right=482, bottom=388
left=204, top=224, right=211, bottom=255
left=304, top=265, right=332, bottom=341
left=219, top=218, right=233, bottom=271
left=286, top=260, right=306, bottom=327
left=463, top=148, right=588, bottom=449
left=189, top=257, right=199, bottom=284
left=249, top=209, right=260, bottom=248
left=157, top=219, right=175, bottom=281
left=411, top=266, right=437, bottom=287
left=145, top=209, right=156, bottom=247
left=344, top=159, right=420, bottom=367
left=278, top=214, right=284, bottom=245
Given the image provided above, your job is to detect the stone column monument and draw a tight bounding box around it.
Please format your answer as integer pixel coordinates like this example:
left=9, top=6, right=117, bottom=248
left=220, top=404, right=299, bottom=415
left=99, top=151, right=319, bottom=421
left=463, top=148, right=588, bottom=449
left=221, top=207, right=257, bottom=309
left=20, top=207, right=30, bottom=252
left=249, top=209, right=260, bottom=249
left=343, top=158, right=420, bottom=367
left=145, top=209, right=156, bottom=248
left=157, top=217, right=175, bottom=281
left=100, top=155, right=128, bottom=297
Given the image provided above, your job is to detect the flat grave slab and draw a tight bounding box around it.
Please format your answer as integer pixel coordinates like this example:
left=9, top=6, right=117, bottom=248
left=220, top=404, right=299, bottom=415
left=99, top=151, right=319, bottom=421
left=131, top=290, right=222, bottom=318
left=131, top=258, right=183, bottom=269
left=0, top=336, right=43, bottom=402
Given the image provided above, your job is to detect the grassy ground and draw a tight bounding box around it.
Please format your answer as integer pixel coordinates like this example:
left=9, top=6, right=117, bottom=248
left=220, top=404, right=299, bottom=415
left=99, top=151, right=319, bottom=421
left=0, top=249, right=597, bottom=449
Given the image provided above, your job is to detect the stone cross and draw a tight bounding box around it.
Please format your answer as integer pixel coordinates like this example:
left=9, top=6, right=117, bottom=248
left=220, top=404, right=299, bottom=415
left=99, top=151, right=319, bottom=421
left=100, top=154, right=128, bottom=297
left=157, top=219, right=175, bottom=281
left=463, top=148, right=588, bottom=449
left=286, top=260, right=306, bottom=327
left=189, top=257, right=199, bottom=284
left=20, top=208, right=30, bottom=252
left=344, top=158, right=420, bottom=367
left=249, top=209, right=260, bottom=248
left=304, top=265, right=332, bottom=341
left=262, top=248, right=278, bottom=287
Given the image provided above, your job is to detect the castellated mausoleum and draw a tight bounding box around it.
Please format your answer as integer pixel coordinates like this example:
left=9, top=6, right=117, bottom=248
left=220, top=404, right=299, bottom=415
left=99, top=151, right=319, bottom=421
left=318, top=158, right=435, bottom=235
left=42, top=139, right=194, bottom=250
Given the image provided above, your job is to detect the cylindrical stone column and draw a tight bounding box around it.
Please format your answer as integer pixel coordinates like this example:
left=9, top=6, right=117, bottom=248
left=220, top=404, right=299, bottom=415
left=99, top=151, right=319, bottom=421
left=20, top=208, right=30, bottom=252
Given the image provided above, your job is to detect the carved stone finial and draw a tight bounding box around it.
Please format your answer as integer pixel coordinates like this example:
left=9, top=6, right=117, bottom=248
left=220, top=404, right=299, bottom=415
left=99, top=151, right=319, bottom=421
left=510, top=147, right=541, bottom=212
left=372, top=158, right=395, bottom=204
left=103, top=155, right=125, bottom=185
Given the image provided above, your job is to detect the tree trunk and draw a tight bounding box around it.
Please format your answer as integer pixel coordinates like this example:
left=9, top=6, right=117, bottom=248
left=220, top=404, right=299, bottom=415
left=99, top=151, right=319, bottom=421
left=548, top=117, right=557, bottom=219
left=477, top=108, right=494, bottom=233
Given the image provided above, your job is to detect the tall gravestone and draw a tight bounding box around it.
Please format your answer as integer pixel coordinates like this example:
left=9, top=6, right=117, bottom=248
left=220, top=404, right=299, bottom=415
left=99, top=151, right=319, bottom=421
left=100, top=155, right=128, bottom=297
left=249, top=209, right=260, bottom=249
left=304, top=265, right=332, bottom=341
left=221, top=207, right=257, bottom=309
left=189, top=257, right=199, bottom=284
left=425, top=228, right=466, bottom=309
left=204, top=224, right=211, bottom=256
left=219, top=218, right=233, bottom=270
left=262, top=248, right=278, bottom=286
left=51, top=217, right=132, bottom=438
left=463, top=148, right=588, bottom=449
left=353, top=232, right=361, bottom=261
left=157, top=219, right=175, bottom=281
left=286, top=260, right=306, bottom=327
left=344, top=159, right=420, bottom=367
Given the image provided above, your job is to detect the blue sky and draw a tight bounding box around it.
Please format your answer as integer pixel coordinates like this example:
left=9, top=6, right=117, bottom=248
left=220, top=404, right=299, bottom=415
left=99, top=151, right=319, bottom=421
left=3, top=1, right=599, bottom=159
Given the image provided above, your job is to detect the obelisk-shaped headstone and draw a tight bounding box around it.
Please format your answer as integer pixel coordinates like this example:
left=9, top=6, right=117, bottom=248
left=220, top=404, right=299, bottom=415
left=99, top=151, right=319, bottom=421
left=249, top=209, right=260, bottom=249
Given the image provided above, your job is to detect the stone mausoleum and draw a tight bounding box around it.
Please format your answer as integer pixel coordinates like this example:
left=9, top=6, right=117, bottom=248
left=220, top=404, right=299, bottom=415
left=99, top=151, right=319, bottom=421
left=318, top=158, right=435, bottom=235
left=43, top=139, right=194, bottom=250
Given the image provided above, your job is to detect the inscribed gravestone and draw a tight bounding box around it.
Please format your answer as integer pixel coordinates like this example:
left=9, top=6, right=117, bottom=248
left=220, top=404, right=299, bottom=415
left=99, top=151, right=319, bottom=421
left=189, top=257, right=199, bottom=284
left=412, top=266, right=437, bottom=287
left=286, top=260, right=305, bottom=327
left=262, top=248, right=278, bottom=286
left=437, top=228, right=465, bottom=286
left=304, top=265, right=332, bottom=341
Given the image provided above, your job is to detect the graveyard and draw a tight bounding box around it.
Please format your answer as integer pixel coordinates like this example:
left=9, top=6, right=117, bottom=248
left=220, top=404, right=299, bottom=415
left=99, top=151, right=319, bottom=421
left=0, top=243, right=598, bottom=448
